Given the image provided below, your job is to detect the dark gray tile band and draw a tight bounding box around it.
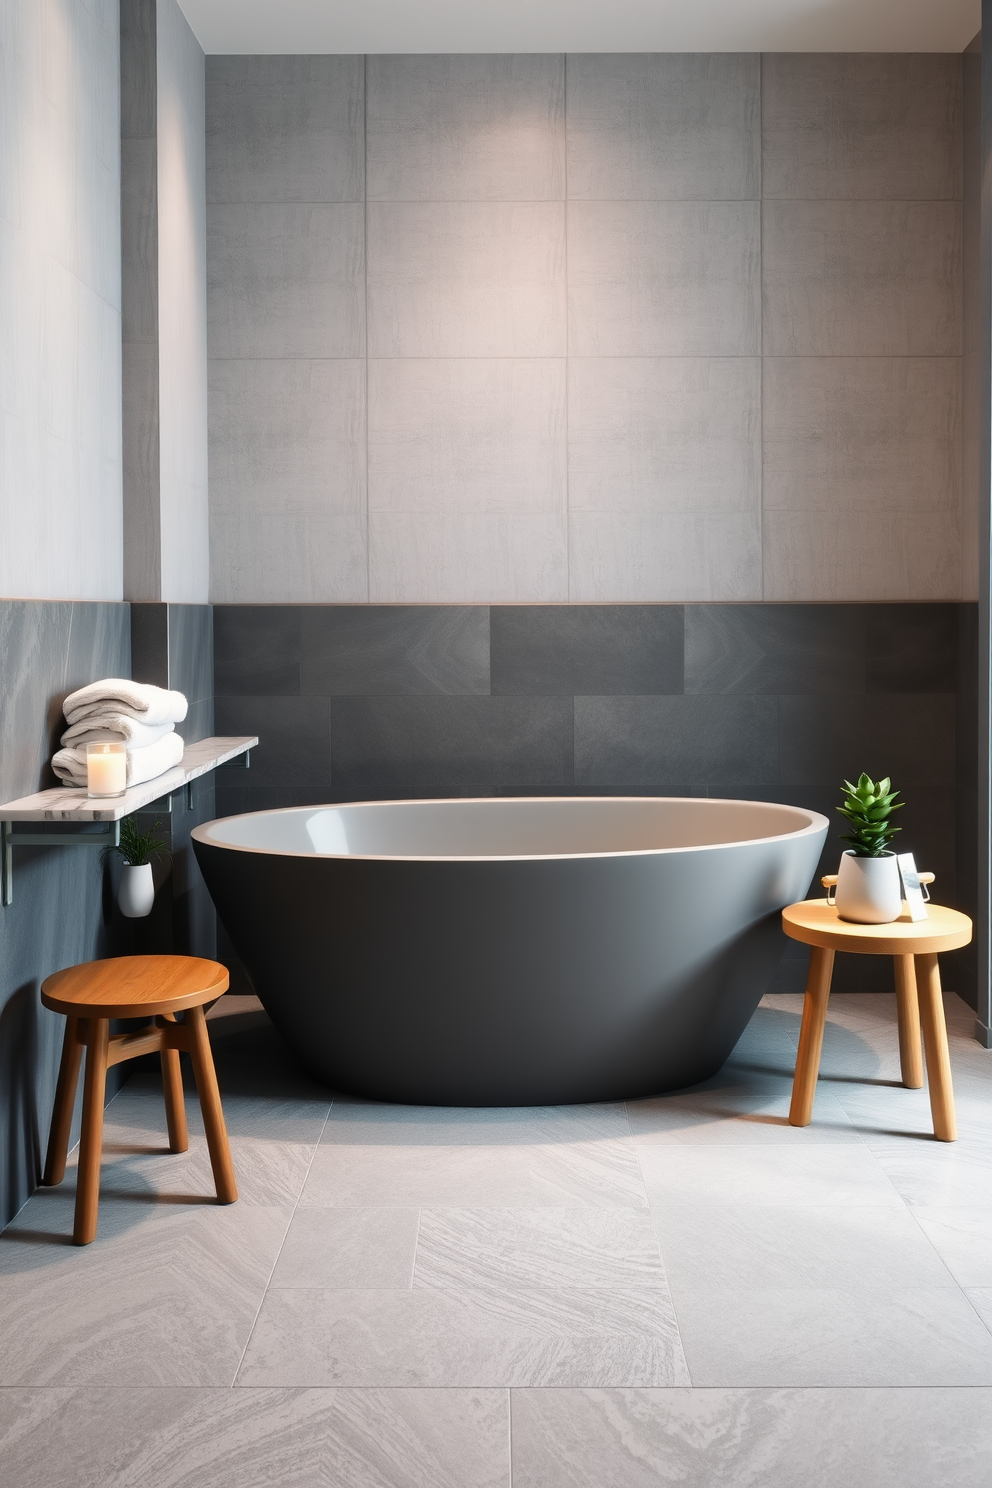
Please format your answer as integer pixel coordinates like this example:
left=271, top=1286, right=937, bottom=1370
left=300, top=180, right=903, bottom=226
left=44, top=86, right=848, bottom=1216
left=301, top=605, right=489, bottom=696
left=491, top=605, right=683, bottom=697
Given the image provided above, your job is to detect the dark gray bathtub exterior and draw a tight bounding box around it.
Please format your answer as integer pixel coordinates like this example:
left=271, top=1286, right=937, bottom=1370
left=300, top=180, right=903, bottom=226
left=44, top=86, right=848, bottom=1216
left=193, top=799, right=827, bottom=1104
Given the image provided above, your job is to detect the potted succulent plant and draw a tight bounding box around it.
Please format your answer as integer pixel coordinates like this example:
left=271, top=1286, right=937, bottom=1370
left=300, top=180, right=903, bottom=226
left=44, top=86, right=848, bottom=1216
left=103, top=814, right=170, bottom=918
left=834, top=773, right=904, bottom=923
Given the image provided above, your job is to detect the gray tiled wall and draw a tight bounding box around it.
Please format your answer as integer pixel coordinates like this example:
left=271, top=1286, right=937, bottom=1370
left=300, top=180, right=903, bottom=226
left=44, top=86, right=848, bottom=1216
left=0, top=601, right=131, bottom=1229
left=214, top=601, right=976, bottom=1001
left=206, top=52, right=968, bottom=605
left=130, top=602, right=217, bottom=960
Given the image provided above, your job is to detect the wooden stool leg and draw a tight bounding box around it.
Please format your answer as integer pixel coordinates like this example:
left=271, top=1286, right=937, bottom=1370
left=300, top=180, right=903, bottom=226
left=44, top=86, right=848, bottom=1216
left=185, top=1005, right=238, bottom=1204
left=893, top=954, right=924, bottom=1089
left=42, top=1015, right=83, bottom=1186
left=916, top=952, right=957, bottom=1142
left=74, top=1017, right=110, bottom=1245
left=159, top=1014, right=188, bottom=1154
left=789, top=946, right=836, bottom=1127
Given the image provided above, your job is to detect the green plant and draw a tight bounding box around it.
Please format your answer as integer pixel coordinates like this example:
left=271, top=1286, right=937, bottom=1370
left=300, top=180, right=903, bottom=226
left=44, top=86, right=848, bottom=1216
left=102, top=814, right=171, bottom=868
left=837, top=773, right=903, bottom=858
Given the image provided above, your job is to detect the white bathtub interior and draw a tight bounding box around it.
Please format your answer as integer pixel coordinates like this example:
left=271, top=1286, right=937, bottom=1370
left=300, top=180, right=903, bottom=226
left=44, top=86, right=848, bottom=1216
left=196, top=797, right=827, bottom=860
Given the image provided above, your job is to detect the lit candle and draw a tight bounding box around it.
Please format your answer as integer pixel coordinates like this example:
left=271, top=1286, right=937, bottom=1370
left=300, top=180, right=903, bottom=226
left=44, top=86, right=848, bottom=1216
left=86, top=741, right=127, bottom=798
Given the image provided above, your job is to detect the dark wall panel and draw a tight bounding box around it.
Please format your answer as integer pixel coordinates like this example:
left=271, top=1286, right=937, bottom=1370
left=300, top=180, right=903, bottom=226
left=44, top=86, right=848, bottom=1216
left=213, top=601, right=977, bottom=1003
left=0, top=601, right=131, bottom=1229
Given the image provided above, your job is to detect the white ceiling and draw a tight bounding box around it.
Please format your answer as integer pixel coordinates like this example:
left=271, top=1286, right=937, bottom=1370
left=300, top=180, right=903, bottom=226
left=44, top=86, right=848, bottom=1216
left=177, top=0, right=980, bottom=55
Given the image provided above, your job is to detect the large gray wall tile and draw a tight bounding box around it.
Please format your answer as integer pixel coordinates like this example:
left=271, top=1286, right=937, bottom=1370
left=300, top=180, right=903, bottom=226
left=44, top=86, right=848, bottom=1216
left=369, top=359, right=566, bottom=518
left=215, top=694, right=331, bottom=788
left=763, top=512, right=962, bottom=602
left=763, top=358, right=961, bottom=515
left=685, top=605, right=866, bottom=695
left=206, top=56, right=364, bottom=204
left=762, top=54, right=962, bottom=201
left=211, top=510, right=368, bottom=605
left=301, top=607, right=490, bottom=696
left=369, top=513, right=567, bottom=603
left=208, top=203, right=365, bottom=359
left=763, top=200, right=962, bottom=356
left=210, top=358, right=366, bottom=521
left=569, top=513, right=762, bottom=603
left=367, top=55, right=564, bottom=201
left=367, top=202, right=566, bottom=357
left=865, top=605, right=959, bottom=694
left=491, top=606, right=684, bottom=696
left=330, top=696, right=573, bottom=796
left=214, top=606, right=302, bottom=695
left=567, top=53, right=759, bottom=200
left=568, top=201, right=760, bottom=356
left=568, top=358, right=760, bottom=515
left=209, top=356, right=367, bottom=602
left=574, top=694, right=779, bottom=797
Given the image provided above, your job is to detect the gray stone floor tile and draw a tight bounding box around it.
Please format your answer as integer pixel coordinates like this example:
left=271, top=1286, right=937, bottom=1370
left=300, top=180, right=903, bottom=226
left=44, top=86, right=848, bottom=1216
left=414, top=1207, right=666, bottom=1289
left=964, top=1288, right=992, bottom=1332
left=652, top=1198, right=959, bottom=1292
left=2, top=989, right=991, bottom=1478
left=270, top=1207, right=421, bottom=1288
left=673, top=1284, right=992, bottom=1386
left=0, top=1196, right=291, bottom=1385
left=626, top=1073, right=861, bottom=1145
left=636, top=1145, right=903, bottom=1210
left=300, top=1136, right=647, bottom=1209
left=237, top=1283, right=690, bottom=1387
left=0, top=1386, right=509, bottom=1488
left=509, top=1386, right=992, bottom=1488
left=912, top=1208, right=992, bottom=1288
left=321, top=1100, right=631, bottom=1145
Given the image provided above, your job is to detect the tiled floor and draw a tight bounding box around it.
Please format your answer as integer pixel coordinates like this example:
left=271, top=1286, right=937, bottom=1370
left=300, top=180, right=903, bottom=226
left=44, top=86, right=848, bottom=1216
left=2, top=990, right=992, bottom=1484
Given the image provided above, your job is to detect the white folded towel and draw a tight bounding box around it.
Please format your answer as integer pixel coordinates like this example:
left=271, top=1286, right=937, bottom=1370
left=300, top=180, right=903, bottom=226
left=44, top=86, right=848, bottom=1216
left=61, top=715, right=176, bottom=750
left=63, top=678, right=188, bottom=728
left=52, top=732, right=185, bottom=789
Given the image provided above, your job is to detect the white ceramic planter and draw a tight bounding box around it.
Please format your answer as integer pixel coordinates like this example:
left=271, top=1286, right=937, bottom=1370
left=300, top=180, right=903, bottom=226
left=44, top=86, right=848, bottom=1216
left=118, top=862, right=155, bottom=918
left=834, top=850, right=902, bottom=924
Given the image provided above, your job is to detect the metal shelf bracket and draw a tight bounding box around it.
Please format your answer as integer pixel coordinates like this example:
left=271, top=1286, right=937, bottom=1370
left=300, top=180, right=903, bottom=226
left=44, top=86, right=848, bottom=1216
left=1, top=819, right=121, bottom=908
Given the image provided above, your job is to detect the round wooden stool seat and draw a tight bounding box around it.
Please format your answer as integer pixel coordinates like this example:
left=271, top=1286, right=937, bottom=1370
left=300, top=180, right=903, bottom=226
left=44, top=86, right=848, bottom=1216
left=42, top=954, right=229, bottom=1019
left=40, top=954, right=237, bottom=1244
left=782, top=899, right=973, bottom=1143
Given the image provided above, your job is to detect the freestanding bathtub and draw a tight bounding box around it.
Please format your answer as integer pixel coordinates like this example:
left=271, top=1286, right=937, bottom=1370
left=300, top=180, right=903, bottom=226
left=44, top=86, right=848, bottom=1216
left=192, top=797, right=827, bottom=1105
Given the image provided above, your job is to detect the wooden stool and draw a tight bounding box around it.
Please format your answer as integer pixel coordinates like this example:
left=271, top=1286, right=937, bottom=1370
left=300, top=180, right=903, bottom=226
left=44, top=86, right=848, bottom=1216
left=41, top=955, right=238, bottom=1244
left=783, top=897, right=972, bottom=1142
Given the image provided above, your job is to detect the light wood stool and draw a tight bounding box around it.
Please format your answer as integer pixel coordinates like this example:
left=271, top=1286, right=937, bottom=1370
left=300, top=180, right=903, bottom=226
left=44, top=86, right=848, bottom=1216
left=41, top=955, right=238, bottom=1244
left=783, top=897, right=972, bottom=1142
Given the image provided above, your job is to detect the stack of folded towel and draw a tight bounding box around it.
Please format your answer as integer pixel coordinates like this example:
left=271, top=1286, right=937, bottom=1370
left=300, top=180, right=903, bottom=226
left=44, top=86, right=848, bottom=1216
left=52, top=679, right=188, bottom=789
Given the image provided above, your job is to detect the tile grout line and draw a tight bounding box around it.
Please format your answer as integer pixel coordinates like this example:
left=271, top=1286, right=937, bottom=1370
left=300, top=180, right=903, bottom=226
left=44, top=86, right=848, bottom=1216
left=410, top=1204, right=423, bottom=1289
left=228, top=1096, right=335, bottom=1387
left=507, top=1383, right=513, bottom=1488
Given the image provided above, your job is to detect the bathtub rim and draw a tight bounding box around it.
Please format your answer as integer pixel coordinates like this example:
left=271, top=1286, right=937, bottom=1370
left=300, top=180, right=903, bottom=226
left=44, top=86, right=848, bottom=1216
left=192, top=795, right=830, bottom=865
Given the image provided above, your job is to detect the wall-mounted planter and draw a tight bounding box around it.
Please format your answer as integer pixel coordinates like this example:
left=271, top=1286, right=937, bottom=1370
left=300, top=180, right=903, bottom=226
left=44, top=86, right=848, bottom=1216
left=118, top=863, right=155, bottom=918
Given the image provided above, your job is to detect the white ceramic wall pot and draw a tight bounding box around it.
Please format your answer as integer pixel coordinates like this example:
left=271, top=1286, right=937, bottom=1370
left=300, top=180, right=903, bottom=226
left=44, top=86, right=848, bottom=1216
left=834, top=850, right=902, bottom=924
left=118, top=862, right=155, bottom=918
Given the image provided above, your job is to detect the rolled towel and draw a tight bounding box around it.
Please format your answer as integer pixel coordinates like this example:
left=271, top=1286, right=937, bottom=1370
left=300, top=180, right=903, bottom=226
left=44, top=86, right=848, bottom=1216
left=63, top=678, right=188, bottom=728
left=52, top=732, right=185, bottom=789
left=61, top=715, right=176, bottom=750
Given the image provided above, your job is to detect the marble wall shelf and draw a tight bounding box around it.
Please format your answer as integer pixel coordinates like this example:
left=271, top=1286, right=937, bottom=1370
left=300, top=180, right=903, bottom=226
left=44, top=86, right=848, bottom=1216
left=1, top=736, right=257, bottom=906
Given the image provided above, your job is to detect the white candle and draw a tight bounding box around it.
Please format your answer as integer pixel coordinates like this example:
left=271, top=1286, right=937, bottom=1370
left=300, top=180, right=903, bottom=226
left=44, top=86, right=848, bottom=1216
left=86, top=741, right=127, bottom=798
